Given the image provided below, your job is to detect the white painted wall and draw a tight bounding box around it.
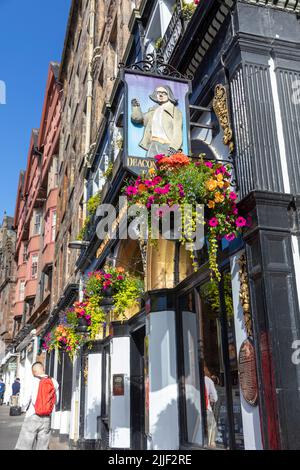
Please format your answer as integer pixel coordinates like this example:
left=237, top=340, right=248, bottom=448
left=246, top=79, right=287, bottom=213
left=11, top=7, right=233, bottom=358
left=230, top=252, right=263, bottom=450
left=84, top=352, right=102, bottom=440
left=69, top=355, right=81, bottom=441
left=148, top=310, right=179, bottom=450
left=60, top=411, right=71, bottom=435
left=52, top=349, right=61, bottom=430
left=109, top=337, right=131, bottom=449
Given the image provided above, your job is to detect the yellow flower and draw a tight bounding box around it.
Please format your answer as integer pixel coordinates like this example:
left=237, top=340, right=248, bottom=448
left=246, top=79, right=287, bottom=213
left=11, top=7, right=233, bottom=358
left=216, top=173, right=223, bottom=181
left=208, top=200, right=215, bottom=209
left=206, top=179, right=218, bottom=191
left=148, top=168, right=156, bottom=175
left=217, top=180, right=224, bottom=189
left=215, top=192, right=225, bottom=203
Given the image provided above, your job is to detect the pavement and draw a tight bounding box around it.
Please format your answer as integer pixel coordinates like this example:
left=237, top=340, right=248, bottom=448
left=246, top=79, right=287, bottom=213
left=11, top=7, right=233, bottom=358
left=0, top=403, right=24, bottom=450
left=0, top=405, right=69, bottom=450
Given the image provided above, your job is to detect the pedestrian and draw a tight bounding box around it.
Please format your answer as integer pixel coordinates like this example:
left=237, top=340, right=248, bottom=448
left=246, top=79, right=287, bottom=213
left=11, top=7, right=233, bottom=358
left=11, top=378, right=21, bottom=407
left=15, top=362, right=59, bottom=450
left=0, top=378, right=5, bottom=405
left=204, top=366, right=218, bottom=448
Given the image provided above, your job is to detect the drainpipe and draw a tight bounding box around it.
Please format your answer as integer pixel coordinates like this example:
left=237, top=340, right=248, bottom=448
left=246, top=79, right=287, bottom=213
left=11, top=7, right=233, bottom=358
left=84, top=0, right=96, bottom=218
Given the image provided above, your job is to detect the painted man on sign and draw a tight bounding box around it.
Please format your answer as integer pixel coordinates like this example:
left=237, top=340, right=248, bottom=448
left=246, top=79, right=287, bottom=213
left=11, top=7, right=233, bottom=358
left=131, top=85, right=183, bottom=158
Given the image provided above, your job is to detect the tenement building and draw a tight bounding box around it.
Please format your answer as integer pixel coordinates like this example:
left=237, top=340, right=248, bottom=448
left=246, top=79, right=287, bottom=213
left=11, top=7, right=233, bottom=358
left=0, top=63, right=61, bottom=409
left=0, top=214, right=17, bottom=400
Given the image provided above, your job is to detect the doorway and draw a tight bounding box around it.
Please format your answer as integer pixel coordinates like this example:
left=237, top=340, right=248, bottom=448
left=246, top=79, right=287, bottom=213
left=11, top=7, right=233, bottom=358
left=130, top=326, right=146, bottom=450
left=177, top=271, right=245, bottom=449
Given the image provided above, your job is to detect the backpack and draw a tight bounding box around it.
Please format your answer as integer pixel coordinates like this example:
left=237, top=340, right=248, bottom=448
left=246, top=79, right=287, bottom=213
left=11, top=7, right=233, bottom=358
left=34, top=376, right=56, bottom=416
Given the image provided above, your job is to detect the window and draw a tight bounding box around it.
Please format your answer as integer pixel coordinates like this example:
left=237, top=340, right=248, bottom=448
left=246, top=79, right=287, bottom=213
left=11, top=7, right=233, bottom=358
left=31, top=254, right=39, bottom=279
left=53, top=157, right=59, bottom=187
left=19, top=280, right=25, bottom=302
left=144, top=0, right=175, bottom=54
left=33, top=211, right=42, bottom=236
left=23, top=243, right=28, bottom=263
left=51, top=210, right=57, bottom=242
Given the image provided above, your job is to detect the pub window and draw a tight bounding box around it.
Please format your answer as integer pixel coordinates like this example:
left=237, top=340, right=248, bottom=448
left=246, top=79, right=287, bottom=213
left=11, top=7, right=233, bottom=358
left=179, top=272, right=245, bottom=449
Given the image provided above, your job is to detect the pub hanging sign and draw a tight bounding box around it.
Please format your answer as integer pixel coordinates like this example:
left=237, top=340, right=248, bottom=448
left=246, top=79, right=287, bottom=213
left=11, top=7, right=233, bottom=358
left=121, top=60, right=192, bottom=175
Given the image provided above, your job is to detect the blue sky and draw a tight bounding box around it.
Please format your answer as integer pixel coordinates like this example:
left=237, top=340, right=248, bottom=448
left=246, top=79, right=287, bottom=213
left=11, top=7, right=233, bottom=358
left=0, top=0, right=71, bottom=220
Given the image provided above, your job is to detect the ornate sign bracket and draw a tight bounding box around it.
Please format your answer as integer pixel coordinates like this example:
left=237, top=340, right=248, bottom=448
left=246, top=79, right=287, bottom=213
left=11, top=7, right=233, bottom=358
left=120, top=51, right=194, bottom=81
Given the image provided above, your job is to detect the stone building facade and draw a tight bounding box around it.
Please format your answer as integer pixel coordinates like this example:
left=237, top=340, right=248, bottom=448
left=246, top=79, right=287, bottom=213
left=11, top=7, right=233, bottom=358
left=0, top=215, right=16, bottom=348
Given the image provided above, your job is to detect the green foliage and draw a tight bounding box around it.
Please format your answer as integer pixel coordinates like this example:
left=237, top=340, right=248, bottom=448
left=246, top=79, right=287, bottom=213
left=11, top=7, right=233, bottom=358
left=87, top=191, right=101, bottom=216
left=113, top=276, right=144, bottom=318
left=86, top=296, right=106, bottom=340
left=200, top=273, right=234, bottom=319
left=182, top=1, right=196, bottom=21
left=76, top=191, right=101, bottom=240
left=155, top=37, right=163, bottom=50
left=103, top=162, right=114, bottom=179
left=77, top=216, right=91, bottom=241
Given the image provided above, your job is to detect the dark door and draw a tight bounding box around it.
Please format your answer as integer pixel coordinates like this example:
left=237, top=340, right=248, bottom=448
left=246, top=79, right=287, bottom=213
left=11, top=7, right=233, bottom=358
left=130, top=326, right=146, bottom=450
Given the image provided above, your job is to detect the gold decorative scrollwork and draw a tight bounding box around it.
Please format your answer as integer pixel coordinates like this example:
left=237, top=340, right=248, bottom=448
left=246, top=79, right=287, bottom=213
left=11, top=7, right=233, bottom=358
left=238, top=253, right=253, bottom=338
left=213, top=84, right=234, bottom=153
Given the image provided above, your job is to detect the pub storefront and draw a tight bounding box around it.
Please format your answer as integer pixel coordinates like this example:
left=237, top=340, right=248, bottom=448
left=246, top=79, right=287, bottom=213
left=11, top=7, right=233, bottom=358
left=46, top=0, right=300, bottom=450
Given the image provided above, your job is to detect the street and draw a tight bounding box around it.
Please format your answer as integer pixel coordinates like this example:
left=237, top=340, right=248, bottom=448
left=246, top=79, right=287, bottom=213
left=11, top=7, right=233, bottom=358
left=0, top=404, right=24, bottom=450
left=0, top=406, right=69, bottom=450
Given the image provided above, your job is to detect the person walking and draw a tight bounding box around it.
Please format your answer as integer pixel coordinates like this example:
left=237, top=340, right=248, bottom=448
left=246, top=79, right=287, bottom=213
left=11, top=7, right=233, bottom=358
left=11, top=378, right=21, bottom=407
left=204, top=366, right=218, bottom=448
left=0, top=378, right=6, bottom=405
left=15, top=362, right=59, bottom=450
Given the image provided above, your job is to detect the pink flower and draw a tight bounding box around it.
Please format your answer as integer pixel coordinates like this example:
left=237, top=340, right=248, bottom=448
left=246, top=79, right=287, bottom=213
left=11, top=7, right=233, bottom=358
left=147, top=196, right=155, bottom=205
left=154, top=184, right=170, bottom=195
left=204, top=161, right=213, bottom=168
left=85, top=315, right=91, bottom=321
left=236, top=216, right=247, bottom=227
left=225, top=233, right=236, bottom=242
left=144, top=180, right=154, bottom=187
left=215, top=165, right=227, bottom=175
left=153, top=176, right=162, bottom=185
left=154, top=154, right=164, bottom=162
left=104, top=273, right=112, bottom=279
left=246, top=215, right=252, bottom=227
left=117, top=275, right=124, bottom=280
left=208, top=217, right=219, bottom=227
left=232, top=208, right=238, bottom=215
left=229, top=191, right=238, bottom=201
left=126, top=186, right=138, bottom=196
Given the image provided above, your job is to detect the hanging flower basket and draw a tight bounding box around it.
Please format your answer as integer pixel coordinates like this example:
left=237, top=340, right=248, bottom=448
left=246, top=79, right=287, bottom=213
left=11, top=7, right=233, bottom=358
left=123, top=153, right=250, bottom=282
left=43, top=324, right=82, bottom=360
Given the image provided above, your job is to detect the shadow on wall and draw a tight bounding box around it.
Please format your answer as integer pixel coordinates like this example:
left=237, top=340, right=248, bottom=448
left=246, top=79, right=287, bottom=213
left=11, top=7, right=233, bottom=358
left=84, top=397, right=101, bottom=442
left=151, top=397, right=201, bottom=449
